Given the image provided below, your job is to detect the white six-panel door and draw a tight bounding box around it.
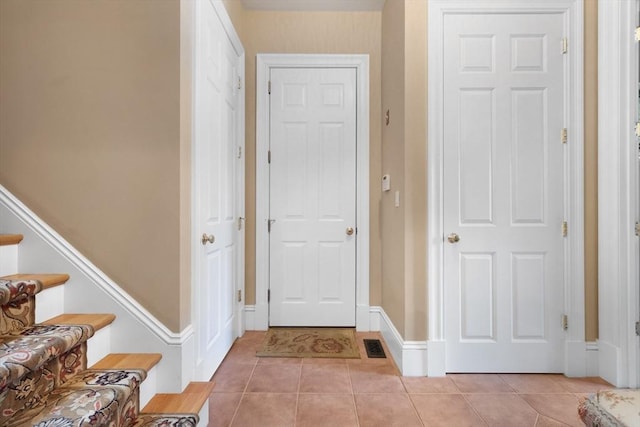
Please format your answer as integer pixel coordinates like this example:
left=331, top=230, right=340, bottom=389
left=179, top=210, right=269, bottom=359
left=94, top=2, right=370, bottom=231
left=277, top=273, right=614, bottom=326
left=269, top=68, right=357, bottom=327
left=193, top=0, right=241, bottom=380
left=443, top=12, right=566, bottom=372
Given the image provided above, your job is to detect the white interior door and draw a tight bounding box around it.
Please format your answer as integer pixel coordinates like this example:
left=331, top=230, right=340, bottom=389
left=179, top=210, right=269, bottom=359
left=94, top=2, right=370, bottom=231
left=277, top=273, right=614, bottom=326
left=443, top=12, right=566, bottom=372
left=193, top=0, right=241, bottom=380
left=269, top=67, right=357, bottom=327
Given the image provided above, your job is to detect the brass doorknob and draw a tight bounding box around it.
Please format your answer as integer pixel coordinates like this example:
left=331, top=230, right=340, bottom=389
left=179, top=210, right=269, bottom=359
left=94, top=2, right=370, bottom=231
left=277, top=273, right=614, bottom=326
left=346, top=227, right=354, bottom=236
left=447, top=233, right=460, bottom=244
left=201, top=233, right=215, bottom=245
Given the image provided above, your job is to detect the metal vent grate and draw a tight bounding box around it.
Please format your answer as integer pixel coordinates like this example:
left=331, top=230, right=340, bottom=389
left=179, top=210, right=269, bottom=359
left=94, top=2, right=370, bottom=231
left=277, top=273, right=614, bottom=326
left=363, top=339, right=386, bottom=358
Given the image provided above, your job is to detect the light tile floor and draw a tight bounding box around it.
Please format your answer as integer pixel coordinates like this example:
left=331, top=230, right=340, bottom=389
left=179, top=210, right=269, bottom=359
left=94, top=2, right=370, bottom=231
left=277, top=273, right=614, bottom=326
left=208, top=331, right=612, bottom=426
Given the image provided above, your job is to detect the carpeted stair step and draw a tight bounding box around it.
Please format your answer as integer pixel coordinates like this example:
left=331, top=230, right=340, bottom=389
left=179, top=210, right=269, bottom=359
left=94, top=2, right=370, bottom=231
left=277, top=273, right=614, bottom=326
left=138, top=381, right=215, bottom=426
left=0, top=234, right=23, bottom=246
left=25, top=368, right=147, bottom=426
left=0, top=275, right=70, bottom=332
left=0, top=313, right=115, bottom=425
left=92, top=353, right=162, bottom=408
left=45, top=313, right=116, bottom=367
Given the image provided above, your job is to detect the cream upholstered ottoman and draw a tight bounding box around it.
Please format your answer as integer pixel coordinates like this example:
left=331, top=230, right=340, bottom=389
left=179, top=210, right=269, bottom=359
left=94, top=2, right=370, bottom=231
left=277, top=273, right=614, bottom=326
left=578, top=389, right=640, bottom=427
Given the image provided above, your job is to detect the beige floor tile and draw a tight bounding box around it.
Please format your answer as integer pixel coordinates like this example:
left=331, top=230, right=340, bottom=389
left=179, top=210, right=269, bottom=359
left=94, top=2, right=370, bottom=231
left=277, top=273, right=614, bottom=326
left=499, top=374, right=568, bottom=394
left=521, top=394, right=583, bottom=427
left=208, top=392, right=242, bottom=427
left=411, top=394, right=486, bottom=427
left=349, top=363, right=405, bottom=393
left=299, top=363, right=352, bottom=394
left=465, top=394, right=538, bottom=426
left=535, top=414, right=571, bottom=426
left=354, top=393, right=423, bottom=427
left=246, top=363, right=301, bottom=393
left=554, top=376, right=614, bottom=393
left=212, top=362, right=255, bottom=392
left=402, top=376, right=460, bottom=393
left=231, top=393, right=297, bottom=427
left=450, top=374, right=515, bottom=393
left=257, top=357, right=304, bottom=365
left=296, top=394, right=358, bottom=427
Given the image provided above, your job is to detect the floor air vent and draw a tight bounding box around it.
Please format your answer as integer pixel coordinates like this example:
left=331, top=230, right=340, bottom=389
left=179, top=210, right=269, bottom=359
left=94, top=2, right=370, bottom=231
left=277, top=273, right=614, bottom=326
left=363, top=339, right=386, bottom=358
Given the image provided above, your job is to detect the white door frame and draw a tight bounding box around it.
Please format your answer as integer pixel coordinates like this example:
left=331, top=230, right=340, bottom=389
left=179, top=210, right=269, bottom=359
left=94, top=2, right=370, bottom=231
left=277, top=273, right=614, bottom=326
left=597, top=0, right=640, bottom=388
left=427, top=0, right=584, bottom=377
left=190, top=0, right=245, bottom=380
left=255, top=54, right=370, bottom=331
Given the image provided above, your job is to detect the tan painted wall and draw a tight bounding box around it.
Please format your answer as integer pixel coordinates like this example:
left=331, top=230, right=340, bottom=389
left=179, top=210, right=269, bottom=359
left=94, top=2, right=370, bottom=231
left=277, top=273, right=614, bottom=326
left=232, top=9, right=383, bottom=306
left=402, top=0, right=428, bottom=341
left=584, top=0, right=598, bottom=342
left=0, top=0, right=187, bottom=332
left=381, top=0, right=406, bottom=334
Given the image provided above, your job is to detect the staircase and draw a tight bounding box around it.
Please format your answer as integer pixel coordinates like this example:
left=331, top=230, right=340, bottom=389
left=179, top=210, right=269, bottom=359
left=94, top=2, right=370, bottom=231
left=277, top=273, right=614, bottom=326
left=0, top=234, right=214, bottom=426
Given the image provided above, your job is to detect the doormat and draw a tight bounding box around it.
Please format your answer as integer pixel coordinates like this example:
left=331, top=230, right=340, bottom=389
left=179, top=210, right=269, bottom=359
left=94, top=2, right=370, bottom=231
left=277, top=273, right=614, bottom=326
left=257, top=328, right=361, bottom=359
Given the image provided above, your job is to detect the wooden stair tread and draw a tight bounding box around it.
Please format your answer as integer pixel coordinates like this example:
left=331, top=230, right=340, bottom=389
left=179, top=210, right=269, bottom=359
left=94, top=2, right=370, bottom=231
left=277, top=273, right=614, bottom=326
left=0, top=234, right=23, bottom=246
left=1, top=273, right=70, bottom=289
left=91, top=353, right=162, bottom=371
left=43, top=313, right=115, bottom=331
left=142, top=381, right=215, bottom=414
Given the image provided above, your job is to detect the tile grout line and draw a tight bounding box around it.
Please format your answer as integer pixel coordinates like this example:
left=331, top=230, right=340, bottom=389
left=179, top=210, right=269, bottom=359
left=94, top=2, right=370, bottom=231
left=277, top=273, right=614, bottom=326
left=227, top=353, right=259, bottom=426
left=293, top=358, right=303, bottom=426
left=346, top=349, right=361, bottom=427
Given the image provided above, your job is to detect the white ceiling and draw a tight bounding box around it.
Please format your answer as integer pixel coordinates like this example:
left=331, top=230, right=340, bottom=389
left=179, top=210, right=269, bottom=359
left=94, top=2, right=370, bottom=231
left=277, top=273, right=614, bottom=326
left=240, top=0, right=386, bottom=12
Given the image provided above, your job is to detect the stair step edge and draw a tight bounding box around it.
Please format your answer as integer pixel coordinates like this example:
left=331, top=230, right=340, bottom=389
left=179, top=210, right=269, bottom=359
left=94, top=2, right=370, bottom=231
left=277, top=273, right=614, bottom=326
left=2, top=273, right=70, bottom=289
left=43, top=313, right=116, bottom=331
left=91, top=353, right=162, bottom=372
left=0, top=234, right=23, bottom=246
left=142, top=381, right=215, bottom=414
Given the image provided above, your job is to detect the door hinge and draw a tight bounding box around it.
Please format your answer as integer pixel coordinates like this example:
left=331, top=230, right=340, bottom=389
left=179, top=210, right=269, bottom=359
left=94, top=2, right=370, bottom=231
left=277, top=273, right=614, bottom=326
left=635, top=222, right=640, bottom=236
left=238, top=76, right=242, bottom=90
left=237, top=146, right=242, bottom=159
left=237, top=289, right=242, bottom=302
left=562, top=221, right=568, bottom=237
left=635, top=122, right=640, bottom=137
left=561, top=128, right=567, bottom=144
left=561, top=37, right=568, bottom=54
left=237, top=216, right=244, bottom=231
left=635, top=27, right=640, bottom=42
left=267, top=289, right=271, bottom=303
left=268, top=219, right=275, bottom=233
left=268, top=150, right=271, bottom=164
left=268, top=80, right=271, bottom=95
left=562, top=315, right=568, bottom=331
left=636, top=321, right=640, bottom=336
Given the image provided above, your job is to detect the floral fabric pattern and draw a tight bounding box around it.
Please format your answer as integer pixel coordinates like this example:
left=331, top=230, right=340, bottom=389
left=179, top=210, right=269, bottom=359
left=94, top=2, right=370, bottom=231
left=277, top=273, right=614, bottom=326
left=131, top=413, right=199, bottom=427
left=0, top=279, right=43, bottom=336
left=0, top=324, right=93, bottom=391
left=0, top=343, right=87, bottom=426
left=26, top=369, right=145, bottom=427
left=579, top=389, right=640, bottom=427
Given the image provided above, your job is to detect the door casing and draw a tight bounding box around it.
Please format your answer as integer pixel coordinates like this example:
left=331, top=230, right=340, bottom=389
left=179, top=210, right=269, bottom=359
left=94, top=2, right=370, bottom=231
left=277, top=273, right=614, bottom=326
left=255, top=54, right=370, bottom=331
left=427, top=0, right=585, bottom=377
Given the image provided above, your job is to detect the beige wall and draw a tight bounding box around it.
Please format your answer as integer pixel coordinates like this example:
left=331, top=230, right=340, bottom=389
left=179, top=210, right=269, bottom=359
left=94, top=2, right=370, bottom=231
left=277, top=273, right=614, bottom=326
left=380, top=0, right=427, bottom=341
left=584, top=0, right=598, bottom=342
left=0, top=0, right=187, bottom=332
left=381, top=0, right=406, bottom=335
left=230, top=9, right=383, bottom=306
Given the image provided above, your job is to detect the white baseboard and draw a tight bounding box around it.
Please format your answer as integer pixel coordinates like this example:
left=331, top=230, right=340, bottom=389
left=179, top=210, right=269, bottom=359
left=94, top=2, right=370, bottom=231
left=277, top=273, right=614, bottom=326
left=586, top=341, right=599, bottom=377
left=244, top=305, right=256, bottom=331
left=598, top=340, right=622, bottom=386
left=370, top=306, right=428, bottom=376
